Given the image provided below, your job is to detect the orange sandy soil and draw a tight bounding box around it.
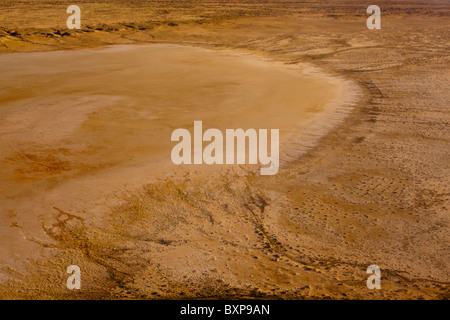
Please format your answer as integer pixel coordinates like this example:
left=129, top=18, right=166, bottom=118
left=0, top=1, right=449, bottom=299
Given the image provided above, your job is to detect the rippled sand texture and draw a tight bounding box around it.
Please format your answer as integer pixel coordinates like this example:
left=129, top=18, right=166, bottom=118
left=0, top=1, right=449, bottom=299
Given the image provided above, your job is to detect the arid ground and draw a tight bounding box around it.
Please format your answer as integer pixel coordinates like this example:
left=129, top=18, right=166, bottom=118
left=0, top=1, right=449, bottom=299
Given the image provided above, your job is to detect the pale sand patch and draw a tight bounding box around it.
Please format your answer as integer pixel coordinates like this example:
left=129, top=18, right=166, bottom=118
left=0, top=44, right=360, bottom=276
